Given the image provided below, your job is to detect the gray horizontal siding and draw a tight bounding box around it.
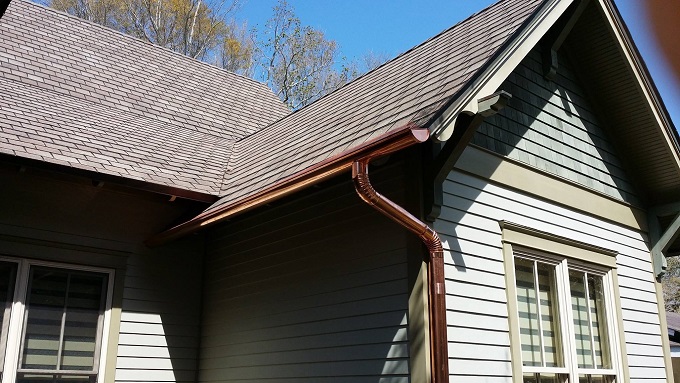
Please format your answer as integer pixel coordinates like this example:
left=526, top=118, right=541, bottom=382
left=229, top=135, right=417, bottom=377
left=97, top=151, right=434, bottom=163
left=472, top=47, right=640, bottom=205
left=115, top=242, right=203, bottom=383
left=200, top=163, right=413, bottom=382
left=0, top=165, right=205, bottom=383
left=438, top=170, right=666, bottom=382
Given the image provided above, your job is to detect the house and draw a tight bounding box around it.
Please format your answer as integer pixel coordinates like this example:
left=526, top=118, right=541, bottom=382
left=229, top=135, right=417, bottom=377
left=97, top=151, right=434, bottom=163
left=0, top=0, right=678, bottom=381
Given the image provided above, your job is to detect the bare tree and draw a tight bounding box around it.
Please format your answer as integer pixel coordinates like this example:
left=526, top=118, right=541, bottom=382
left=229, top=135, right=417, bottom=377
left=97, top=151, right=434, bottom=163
left=117, top=0, right=239, bottom=60
left=259, top=0, right=356, bottom=109
left=49, top=0, right=380, bottom=110
left=359, top=50, right=391, bottom=72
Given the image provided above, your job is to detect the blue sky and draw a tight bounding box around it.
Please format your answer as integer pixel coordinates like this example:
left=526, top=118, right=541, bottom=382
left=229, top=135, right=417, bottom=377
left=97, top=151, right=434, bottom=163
left=234, top=0, right=680, bottom=132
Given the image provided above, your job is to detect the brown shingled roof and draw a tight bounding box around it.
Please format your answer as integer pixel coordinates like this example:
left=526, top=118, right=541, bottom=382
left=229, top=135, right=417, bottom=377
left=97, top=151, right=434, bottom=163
left=0, top=77, right=234, bottom=194
left=212, top=0, right=543, bottom=210
left=0, top=0, right=288, bottom=195
left=1, top=0, right=546, bottom=223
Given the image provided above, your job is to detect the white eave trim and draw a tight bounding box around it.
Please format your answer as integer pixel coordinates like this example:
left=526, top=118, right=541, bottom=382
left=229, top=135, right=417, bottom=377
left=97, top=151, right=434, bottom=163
left=431, top=0, right=574, bottom=142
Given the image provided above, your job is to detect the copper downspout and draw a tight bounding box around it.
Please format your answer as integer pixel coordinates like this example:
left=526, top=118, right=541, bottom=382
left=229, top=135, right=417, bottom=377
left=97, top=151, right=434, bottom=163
left=351, top=130, right=448, bottom=383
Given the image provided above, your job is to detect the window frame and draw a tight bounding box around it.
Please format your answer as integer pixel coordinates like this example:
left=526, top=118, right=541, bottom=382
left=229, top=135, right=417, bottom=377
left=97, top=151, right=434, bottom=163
left=0, top=257, right=114, bottom=383
left=500, top=221, right=627, bottom=383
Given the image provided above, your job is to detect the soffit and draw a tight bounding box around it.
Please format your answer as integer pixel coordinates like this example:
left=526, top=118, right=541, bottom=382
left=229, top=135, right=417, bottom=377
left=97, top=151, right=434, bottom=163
left=564, top=1, right=680, bottom=206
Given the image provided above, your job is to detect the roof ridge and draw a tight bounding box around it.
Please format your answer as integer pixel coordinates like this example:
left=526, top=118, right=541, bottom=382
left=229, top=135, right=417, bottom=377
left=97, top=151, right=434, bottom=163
left=233, top=0, right=511, bottom=145
left=21, top=0, right=274, bottom=91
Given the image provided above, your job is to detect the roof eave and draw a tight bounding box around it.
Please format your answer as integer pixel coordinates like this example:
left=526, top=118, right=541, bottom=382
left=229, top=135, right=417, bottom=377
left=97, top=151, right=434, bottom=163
left=429, top=0, right=575, bottom=142
left=146, top=124, right=430, bottom=246
left=0, top=153, right=219, bottom=204
left=599, top=0, right=680, bottom=177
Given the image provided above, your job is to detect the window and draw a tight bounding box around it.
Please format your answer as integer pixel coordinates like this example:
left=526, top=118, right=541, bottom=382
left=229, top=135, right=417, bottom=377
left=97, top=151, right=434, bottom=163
left=501, top=222, right=624, bottom=383
left=0, top=259, right=113, bottom=383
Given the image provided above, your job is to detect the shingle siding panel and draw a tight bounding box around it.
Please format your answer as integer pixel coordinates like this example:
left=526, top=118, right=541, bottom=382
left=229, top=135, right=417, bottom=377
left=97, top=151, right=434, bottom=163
left=473, top=47, right=640, bottom=204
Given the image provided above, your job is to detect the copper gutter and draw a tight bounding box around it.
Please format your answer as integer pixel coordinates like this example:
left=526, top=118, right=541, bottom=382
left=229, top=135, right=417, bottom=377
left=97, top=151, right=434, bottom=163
left=351, top=132, right=448, bottom=383
left=148, top=124, right=448, bottom=380
left=147, top=124, right=429, bottom=246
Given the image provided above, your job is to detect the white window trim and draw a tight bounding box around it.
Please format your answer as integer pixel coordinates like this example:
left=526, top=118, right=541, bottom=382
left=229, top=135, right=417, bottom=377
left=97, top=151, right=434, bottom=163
left=0, top=257, right=114, bottom=383
left=500, top=221, right=627, bottom=382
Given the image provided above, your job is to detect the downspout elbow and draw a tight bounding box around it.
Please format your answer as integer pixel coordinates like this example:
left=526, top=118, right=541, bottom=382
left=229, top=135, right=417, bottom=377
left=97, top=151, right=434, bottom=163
left=352, top=159, right=444, bottom=258
left=352, top=156, right=448, bottom=383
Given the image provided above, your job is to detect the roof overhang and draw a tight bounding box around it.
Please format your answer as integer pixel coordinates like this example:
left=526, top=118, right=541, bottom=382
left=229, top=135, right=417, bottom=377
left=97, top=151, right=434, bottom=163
left=0, top=153, right=219, bottom=204
left=149, top=0, right=680, bottom=246
left=584, top=0, right=680, bottom=203
left=147, top=125, right=430, bottom=246
left=433, top=0, right=680, bottom=205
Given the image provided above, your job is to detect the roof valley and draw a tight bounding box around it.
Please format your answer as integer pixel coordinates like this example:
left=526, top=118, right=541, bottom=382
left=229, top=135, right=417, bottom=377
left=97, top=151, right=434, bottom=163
left=0, top=0, right=288, bottom=195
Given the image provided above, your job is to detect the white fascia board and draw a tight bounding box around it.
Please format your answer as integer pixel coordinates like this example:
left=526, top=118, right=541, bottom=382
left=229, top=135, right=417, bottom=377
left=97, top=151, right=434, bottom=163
left=597, top=0, right=680, bottom=172
left=430, top=0, right=573, bottom=142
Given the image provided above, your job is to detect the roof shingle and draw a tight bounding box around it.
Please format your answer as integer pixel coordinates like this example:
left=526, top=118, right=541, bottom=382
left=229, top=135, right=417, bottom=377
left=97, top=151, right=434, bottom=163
left=0, top=0, right=288, bottom=195
left=210, top=0, right=543, bottom=210
left=0, top=0, right=544, bottom=207
left=0, top=77, right=234, bottom=194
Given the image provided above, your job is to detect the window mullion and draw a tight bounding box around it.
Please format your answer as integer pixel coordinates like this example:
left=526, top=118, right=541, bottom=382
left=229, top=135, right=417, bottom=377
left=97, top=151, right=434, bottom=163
left=533, top=261, right=547, bottom=367
left=55, top=273, right=71, bottom=371
left=603, top=273, right=623, bottom=379
left=557, top=260, right=578, bottom=382
left=92, top=276, right=107, bottom=373
left=583, top=272, right=597, bottom=369
left=0, top=264, right=17, bottom=377
left=3, top=261, right=28, bottom=383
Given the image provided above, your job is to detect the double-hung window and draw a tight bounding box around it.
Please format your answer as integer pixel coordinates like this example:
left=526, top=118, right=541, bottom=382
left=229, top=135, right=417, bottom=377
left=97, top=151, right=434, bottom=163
left=502, top=222, right=624, bottom=383
left=0, top=259, right=113, bottom=383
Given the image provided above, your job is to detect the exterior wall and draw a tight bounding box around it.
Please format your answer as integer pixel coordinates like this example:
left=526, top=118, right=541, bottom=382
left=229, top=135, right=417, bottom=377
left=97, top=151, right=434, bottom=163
left=0, top=162, right=205, bottom=383
left=472, top=47, right=640, bottom=205
left=441, top=45, right=666, bottom=381
left=200, top=160, right=416, bottom=383
left=115, top=239, right=203, bottom=383
left=438, top=167, right=666, bottom=382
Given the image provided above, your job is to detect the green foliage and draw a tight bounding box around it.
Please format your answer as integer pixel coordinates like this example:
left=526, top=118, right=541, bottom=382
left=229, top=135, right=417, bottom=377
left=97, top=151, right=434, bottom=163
left=50, top=0, right=253, bottom=72
left=217, top=20, right=255, bottom=76
left=117, top=0, right=233, bottom=59
left=50, top=0, right=122, bottom=27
